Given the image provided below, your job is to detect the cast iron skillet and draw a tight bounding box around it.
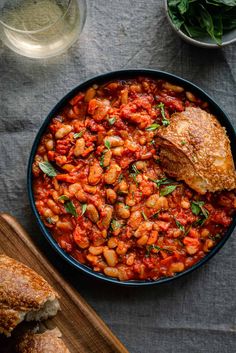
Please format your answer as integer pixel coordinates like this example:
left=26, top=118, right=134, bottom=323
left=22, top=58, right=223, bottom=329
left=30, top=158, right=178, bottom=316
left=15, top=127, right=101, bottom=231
left=27, top=69, right=236, bottom=286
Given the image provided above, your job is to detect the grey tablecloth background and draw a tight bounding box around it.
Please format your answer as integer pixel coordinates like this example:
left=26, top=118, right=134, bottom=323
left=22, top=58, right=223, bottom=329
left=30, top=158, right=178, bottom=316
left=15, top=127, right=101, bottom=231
left=0, top=1, right=236, bottom=352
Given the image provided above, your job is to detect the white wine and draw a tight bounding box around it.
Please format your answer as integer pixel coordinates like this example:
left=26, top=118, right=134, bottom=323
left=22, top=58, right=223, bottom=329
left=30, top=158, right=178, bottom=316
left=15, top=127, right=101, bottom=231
left=0, top=0, right=86, bottom=58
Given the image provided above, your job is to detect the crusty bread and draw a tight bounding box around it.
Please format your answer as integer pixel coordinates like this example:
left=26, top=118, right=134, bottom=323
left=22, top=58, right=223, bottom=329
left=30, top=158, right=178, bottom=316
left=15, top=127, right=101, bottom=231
left=157, top=107, right=236, bottom=194
left=0, top=255, right=60, bottom=336
left=17, top=327, right=70, bottom=353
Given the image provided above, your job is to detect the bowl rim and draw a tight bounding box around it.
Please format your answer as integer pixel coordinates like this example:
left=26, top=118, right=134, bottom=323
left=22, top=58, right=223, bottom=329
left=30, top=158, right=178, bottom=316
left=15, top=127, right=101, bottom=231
left=163, top=0, right=236, bottom=48
left=27, top=68, right=236, bottom=286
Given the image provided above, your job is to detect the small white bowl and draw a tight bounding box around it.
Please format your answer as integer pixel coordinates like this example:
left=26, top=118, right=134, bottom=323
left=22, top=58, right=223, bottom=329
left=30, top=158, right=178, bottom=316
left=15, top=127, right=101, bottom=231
left=164, top=0, right=236, bottom=48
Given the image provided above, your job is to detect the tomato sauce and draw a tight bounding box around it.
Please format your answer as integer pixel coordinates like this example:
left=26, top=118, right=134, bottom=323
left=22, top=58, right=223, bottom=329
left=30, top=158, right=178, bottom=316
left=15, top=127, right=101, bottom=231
left=32, top=77, right=236, bottom=281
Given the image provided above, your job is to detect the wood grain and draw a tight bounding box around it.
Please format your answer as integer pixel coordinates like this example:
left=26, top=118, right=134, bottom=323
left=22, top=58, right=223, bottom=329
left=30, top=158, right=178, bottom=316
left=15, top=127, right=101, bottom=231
left=0, top=213, right=129, bottom=353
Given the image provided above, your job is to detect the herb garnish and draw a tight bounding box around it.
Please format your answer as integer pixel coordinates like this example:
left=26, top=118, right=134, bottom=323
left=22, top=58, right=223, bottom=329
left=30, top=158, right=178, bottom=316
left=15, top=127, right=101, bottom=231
left=181, top=140, right=187, bottom=145
left=146, top=244, right=173, bottom=257
left=100, top=153, right=105, bottom=168
left=149, top=177, right=176, bottom=187
left=160, top=185, right=177, bottom=196
left=64, top=200, right=78, bottom=217
left=130, top=164, right=140, bottom=186
left=152, top=211, right=161, bottom=219
left=157, top=102, right=170, bottom=126
left=174, top=217, right=185, bottom=232
left=146, top=123, right=160, bottom=131
left=104, top=140, right=111, bottom=150
left=39, top=161, right=57, bottom=177
left=81, top=203, right=87, bottom=215
left=118, top=173, right=124, bottom=183
left=111, top=219, right=122, bottom=231
left=108, top=117, right=116, bottom=125
left=74, top=131, right=84, bottom=139
left=58, top=195, right=70, bottom=201
left=191, top=200, right=209, bottom=225
left=141, top=211, right=148, bottom=221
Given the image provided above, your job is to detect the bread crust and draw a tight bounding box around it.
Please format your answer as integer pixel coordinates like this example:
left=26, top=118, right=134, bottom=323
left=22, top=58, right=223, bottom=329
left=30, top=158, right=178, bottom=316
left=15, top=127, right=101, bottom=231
left=157, top=107, right=236, bottom=194
left=0, top=255, right=59, bottom=336
left=17, top=328, right=70, bottom=353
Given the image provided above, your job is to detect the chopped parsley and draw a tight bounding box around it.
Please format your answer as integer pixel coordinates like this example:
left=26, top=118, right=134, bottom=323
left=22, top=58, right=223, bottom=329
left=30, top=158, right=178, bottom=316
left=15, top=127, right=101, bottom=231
left=181, top=140, right=187, bottom=145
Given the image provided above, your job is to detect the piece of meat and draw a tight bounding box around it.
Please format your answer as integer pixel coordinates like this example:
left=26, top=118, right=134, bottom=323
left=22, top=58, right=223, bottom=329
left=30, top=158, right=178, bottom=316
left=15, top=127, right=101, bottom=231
left=156, top=107, right=236, bottom=194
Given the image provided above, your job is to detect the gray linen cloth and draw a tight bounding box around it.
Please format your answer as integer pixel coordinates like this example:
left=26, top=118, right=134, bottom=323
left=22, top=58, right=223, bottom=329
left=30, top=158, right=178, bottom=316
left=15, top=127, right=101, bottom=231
left=0, top=1, right=235, bottom=352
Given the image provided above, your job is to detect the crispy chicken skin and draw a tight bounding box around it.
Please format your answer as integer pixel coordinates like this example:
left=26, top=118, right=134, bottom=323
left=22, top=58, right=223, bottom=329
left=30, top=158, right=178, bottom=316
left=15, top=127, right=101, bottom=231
left=0, top=255, right=59, bottom=336
left=17, top=328, right=70, bottom=353
left=156, top=107, right=236, bottom=194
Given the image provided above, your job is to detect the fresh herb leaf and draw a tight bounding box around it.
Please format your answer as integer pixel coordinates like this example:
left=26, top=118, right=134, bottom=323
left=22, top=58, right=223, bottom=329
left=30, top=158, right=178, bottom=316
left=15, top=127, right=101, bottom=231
left=181, top=140, right=187, bottom=145
left=191, top=201, right=205, bottom=215
left=58, top=195, right=70, bottom=201
left=104, top=140, right=111, bottom=150
left=141, top=211, right=148, bottom=221
left=146, top=244, right=173, bottom=257
left=124, top=205, right=130, bottom=209
left=39, top=161, right=57, bottom=177
left=108, top=117, right=116, bottom=125
left=167, top=0, right=236, bottom=45
left=130, top=164, right=140, bottom=186
left=160, top=185, right=177, bottom=196
left=157, top=103, right=170, bottom=127
left=46, top=217, right=54, bottom=224
left=152, top=211, right=161, bottom=219
left=146, top=123, right=160, bottom=131
left=130, top=173, right=139, bottom=186
left=74, top=131, right=84, bottom=139
left=150, top=177, right=176, bottom=187
left=191, top=200, right=209, bottom=225
left=174, top=217, right=185, bottom=232
left=111, top=219, right=122, bottom=230
left=178, top=0, right=189, bottom=14
left=64, top=201, right=78, bottom=217
left=132, top=164, right=140, bottom=175
left=191, top=201, right=204, bottom=215
left=118, top=173, right=123, bottom=183
left=81, top=203, right=87, bottom=215
left=100, top=153, right=105, bottom=168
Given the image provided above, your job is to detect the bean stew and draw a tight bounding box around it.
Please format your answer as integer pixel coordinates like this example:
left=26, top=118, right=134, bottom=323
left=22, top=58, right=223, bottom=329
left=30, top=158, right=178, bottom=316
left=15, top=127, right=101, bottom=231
left=32, top=76, right=236, bottom=281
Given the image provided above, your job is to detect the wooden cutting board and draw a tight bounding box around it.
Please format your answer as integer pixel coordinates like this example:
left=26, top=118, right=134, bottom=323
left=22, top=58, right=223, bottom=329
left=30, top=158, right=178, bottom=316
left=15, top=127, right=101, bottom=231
left=0, top=213, right=129, bottom=353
